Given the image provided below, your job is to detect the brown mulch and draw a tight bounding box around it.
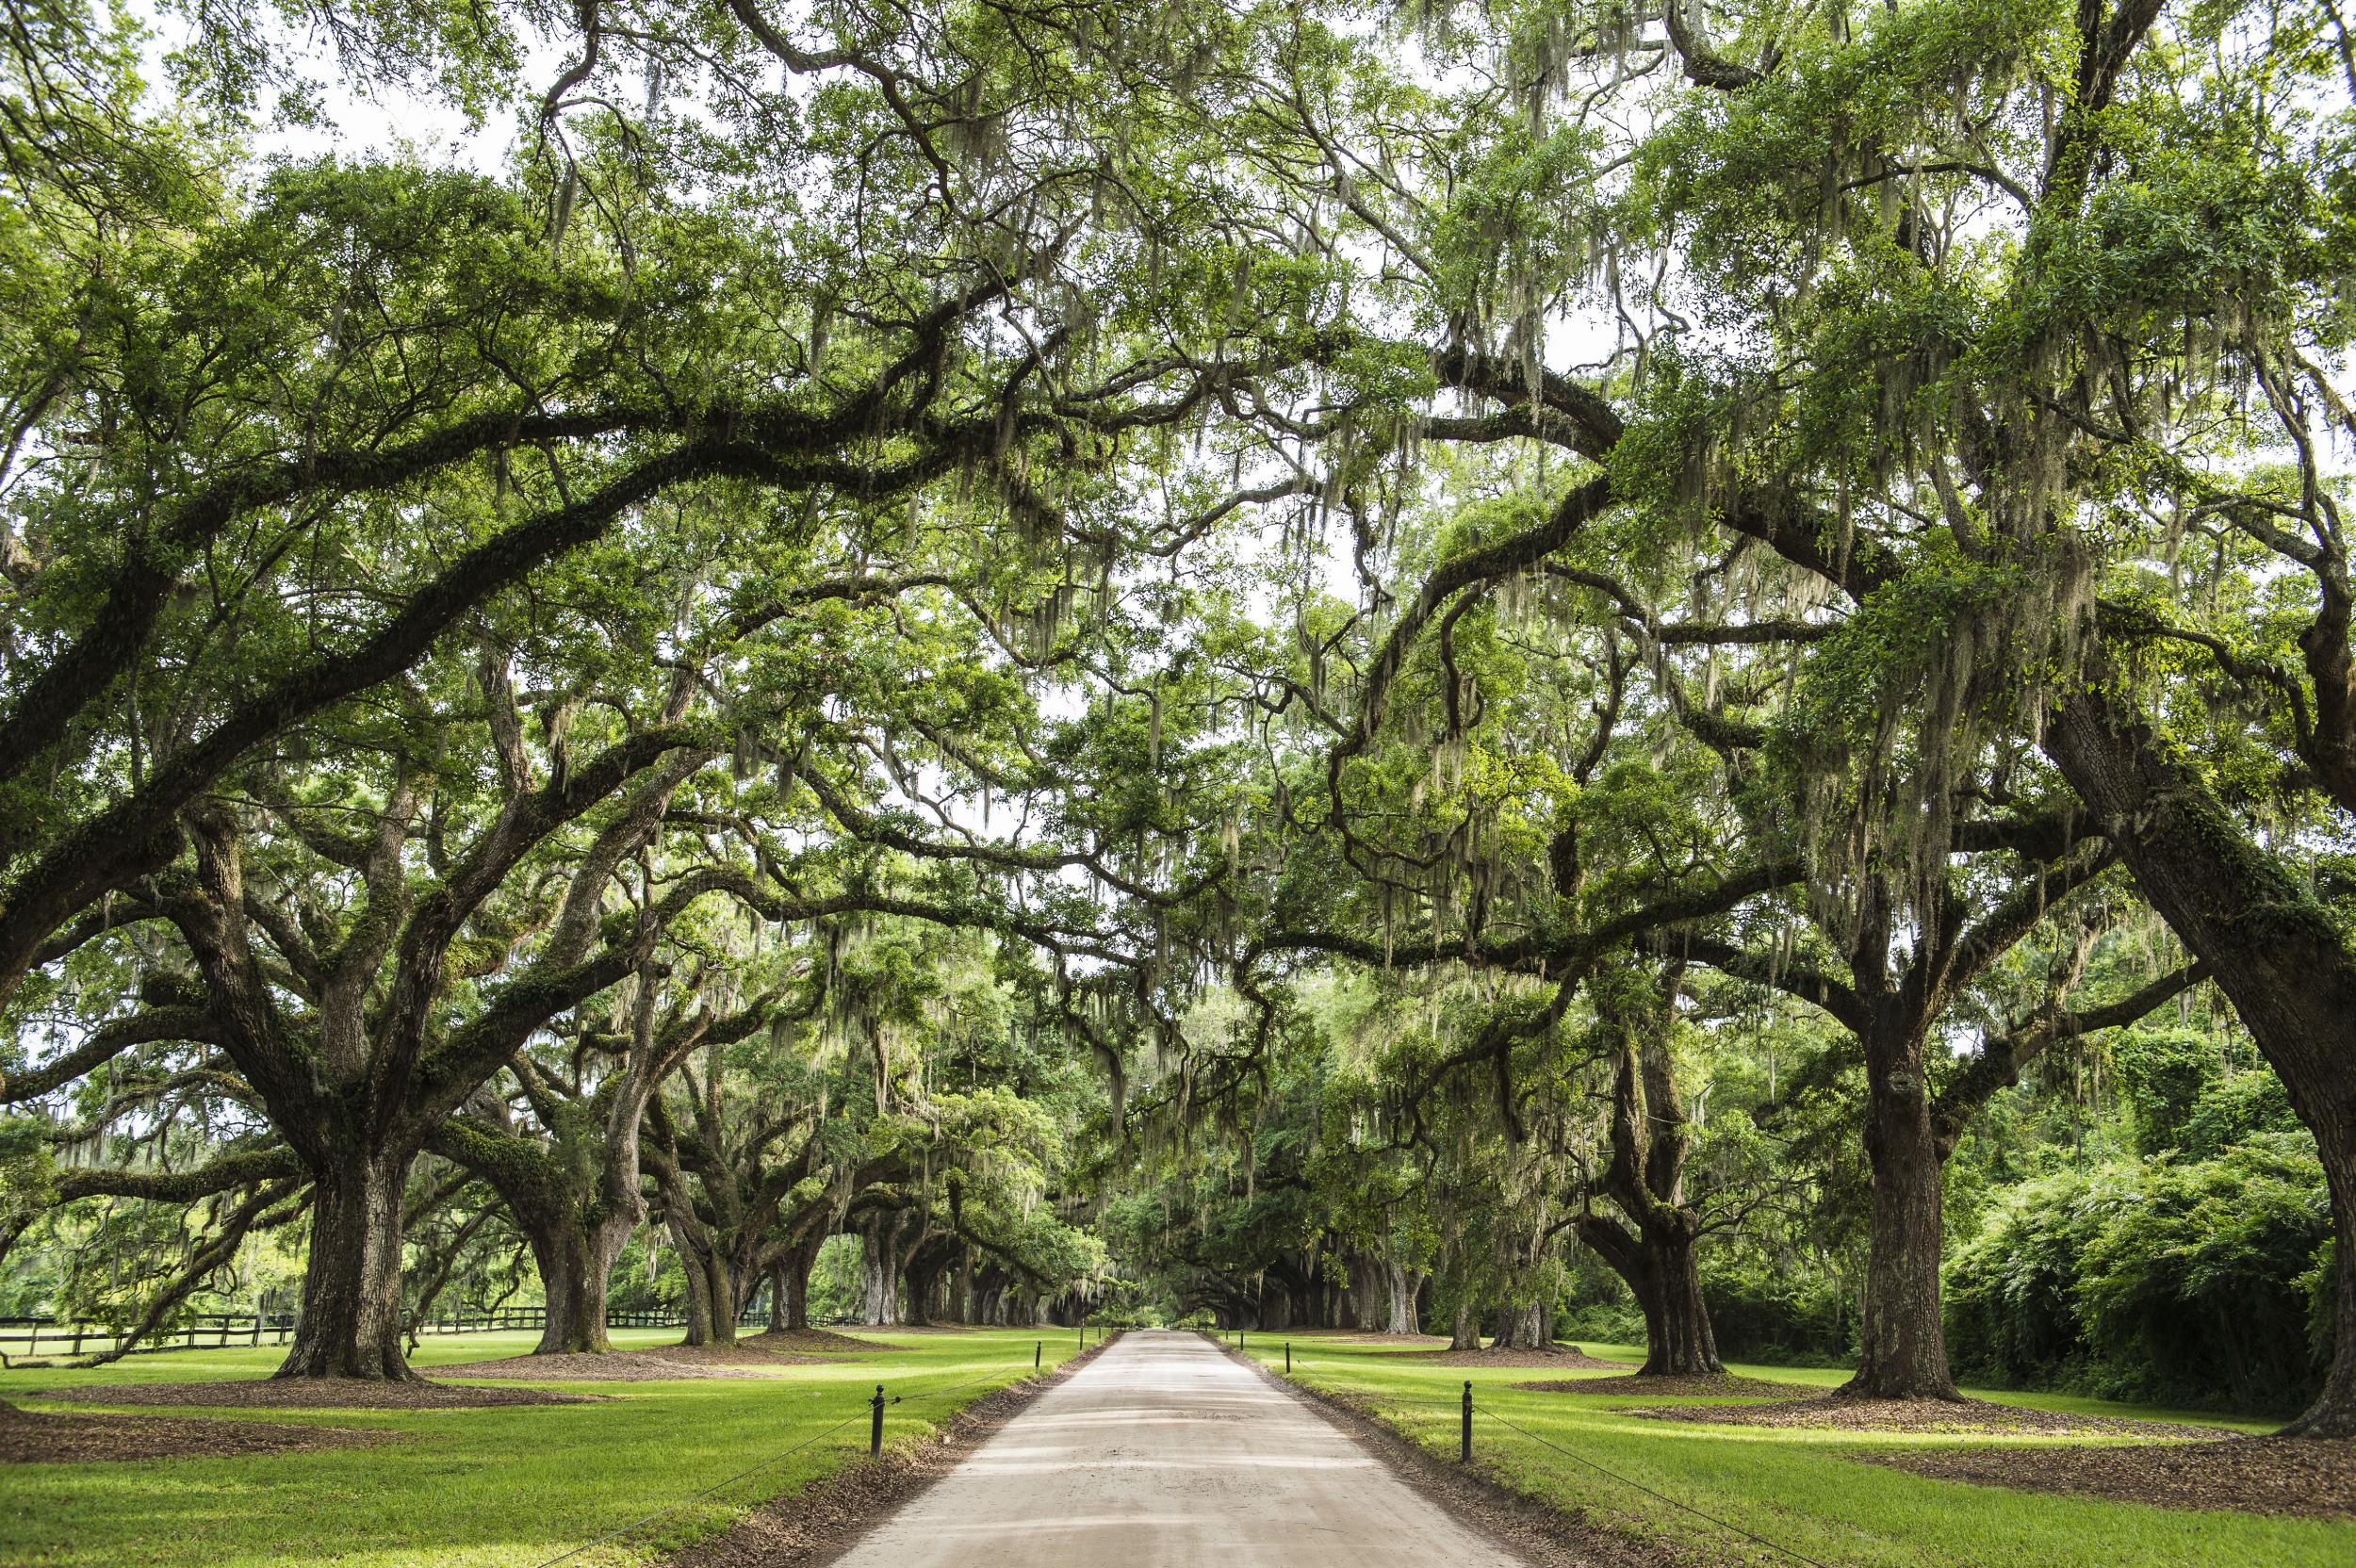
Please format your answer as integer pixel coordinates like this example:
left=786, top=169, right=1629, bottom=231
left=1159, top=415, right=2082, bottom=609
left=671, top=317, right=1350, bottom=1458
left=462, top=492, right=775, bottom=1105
left=1632, top=1392, right=2233, bottom=1437
left=435, top=1344, right=823, bottom=1381
left=27, top=1376, right=603, bottom=1410
left=748, top=1329, right=895, bottom=1355
left=1275, top=1331, right=1451, bottom=1348
left=0, top=1399, right=392, bottom=1464
left=660, top=1337, right=1115, bottom=1568
left=1518, top=1372, right=1824, bottom=1399
left=1248, top=1328, right=1448, bottom=1342
left=1401, top=1345, right=1635, bottom=1370
left=1859, top=1434, right=2356, bottom=1521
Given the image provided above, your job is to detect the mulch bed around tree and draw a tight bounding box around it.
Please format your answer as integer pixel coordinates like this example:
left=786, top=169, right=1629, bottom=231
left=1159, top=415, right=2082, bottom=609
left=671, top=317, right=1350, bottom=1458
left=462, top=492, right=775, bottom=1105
left=435, top=1344, right=826, bottom=1381
left=1631, top=1393, right=2232, bottom=1437
left=27, top=1377, right=603, bottom=1410
left=1402, top=1346, right=1635, bottom=1370
left=1252, top=1328, right=1448, bottom=1342
left=1859, top=1435, right=2356, bottom=1521
left=747, top=1329, right=899, bottom=1355
left=1280, top=1331, right=1451, bottom=1348
left=1518, top=1372, right=1824, bottom=1399
left=0, top=1399, right=393, bottom=1464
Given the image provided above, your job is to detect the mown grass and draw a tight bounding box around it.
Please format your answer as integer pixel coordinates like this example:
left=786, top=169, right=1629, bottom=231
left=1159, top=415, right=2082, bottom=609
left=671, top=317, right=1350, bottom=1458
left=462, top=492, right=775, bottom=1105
left=1, top=1325, right=1088, bottom=1567
left=1240, top=1334, right=2351, bottom=1568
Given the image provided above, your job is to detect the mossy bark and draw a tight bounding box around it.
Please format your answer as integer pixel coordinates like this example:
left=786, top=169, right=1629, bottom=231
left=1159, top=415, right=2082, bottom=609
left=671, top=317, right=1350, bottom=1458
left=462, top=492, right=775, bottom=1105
left=276, top=1144, right=417, bottom=1380
left=2048, top=686, right=2356, bottom=1436
left=1845, top=1009, right=1959, bottom=1400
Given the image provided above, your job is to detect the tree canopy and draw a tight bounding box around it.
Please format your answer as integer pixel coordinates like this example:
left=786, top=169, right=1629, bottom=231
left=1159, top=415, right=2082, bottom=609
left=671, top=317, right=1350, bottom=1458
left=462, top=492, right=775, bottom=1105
left=3, top=0, right=2352, bottom=1439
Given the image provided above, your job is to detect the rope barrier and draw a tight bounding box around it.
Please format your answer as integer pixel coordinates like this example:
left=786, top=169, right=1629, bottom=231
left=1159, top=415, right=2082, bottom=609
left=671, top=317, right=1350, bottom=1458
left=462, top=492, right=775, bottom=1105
left=1471, top=1404, right=1836, bottom=1568
left=527, top=1352, right=1070, bottom=1568
left=530, top=1407, right=866, bottom=1568
left=1270, top=1342, right=1834, bottom=1568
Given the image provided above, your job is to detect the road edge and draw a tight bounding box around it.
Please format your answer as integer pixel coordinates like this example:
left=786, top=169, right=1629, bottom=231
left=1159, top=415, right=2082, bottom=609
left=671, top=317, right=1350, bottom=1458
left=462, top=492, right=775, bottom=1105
left=659, top=1331, right=1120, bottom=1568
left=1210, top=1334, right=1683, bottom=1568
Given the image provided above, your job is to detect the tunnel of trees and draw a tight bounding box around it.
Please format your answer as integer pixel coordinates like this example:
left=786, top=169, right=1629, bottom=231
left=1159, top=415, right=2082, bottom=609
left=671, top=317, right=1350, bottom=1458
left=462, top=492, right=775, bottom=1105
left=1, top=0, right=2351, bottom=1438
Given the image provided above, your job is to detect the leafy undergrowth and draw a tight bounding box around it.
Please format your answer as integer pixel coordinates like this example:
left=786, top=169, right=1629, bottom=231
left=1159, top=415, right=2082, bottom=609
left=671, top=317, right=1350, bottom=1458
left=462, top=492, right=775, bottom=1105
left=1252, top=1337, right=2353, bottom=1568
left=0, top=1326, right=1078, bottom=1568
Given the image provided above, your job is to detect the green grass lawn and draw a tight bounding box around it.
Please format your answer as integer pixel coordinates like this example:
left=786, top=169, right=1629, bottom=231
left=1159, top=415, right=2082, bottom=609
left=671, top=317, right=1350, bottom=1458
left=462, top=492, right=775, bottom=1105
left=1239, top=1335, right=2352, bottom=1568
left=1, top=1325, right=1088, bottom=1568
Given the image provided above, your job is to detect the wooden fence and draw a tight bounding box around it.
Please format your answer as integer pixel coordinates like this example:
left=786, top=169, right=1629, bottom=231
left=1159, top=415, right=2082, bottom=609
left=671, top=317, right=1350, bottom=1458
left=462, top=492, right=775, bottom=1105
left=0, top=1302, right=783, bottom=1364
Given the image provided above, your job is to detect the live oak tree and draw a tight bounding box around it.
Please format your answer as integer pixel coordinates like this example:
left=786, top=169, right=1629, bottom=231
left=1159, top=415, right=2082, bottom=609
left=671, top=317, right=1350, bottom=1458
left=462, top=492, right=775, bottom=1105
left=6, top=0, right=2351, bottom=1435
left=1121, top=0, right=2356, bottom=1430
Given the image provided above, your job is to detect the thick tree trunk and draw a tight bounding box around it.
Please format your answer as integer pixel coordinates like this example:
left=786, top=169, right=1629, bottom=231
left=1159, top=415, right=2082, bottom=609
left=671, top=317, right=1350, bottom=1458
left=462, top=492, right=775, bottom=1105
left=703, top=1247, right=739, bottom=1345
left=778, top=1250, right=811, bottom=1331
left=1494, top=1299, right=1549, bottom=1350
left=2296, top=1193, right=2356, bottom=1438
left=1639, top=1230, right=1721, bottom=1376
left=1384, top=1262, right=1421, bottom=1335
left=669, top=1215, right=736, bottom=1347
left=2047, top=687, right=2356, bottom=1435
left=1449, top=1300, right=1481, bottom=1351
left=526, top=1219, right=616, bottom=1355
left=1346, top=1253, right=1385, bottom=1331
left=277, top=1145, right=415, bottom=1380
left=676, top=1236, right=715, bottom=1346
left=1581, top=967, right=1726, bottom=1378
left=1846, top=1016, right=1959, bottom=1400
left=860, top=1218, right=900, bottom=1327
left=903, top=1258, right=937, bottom=1327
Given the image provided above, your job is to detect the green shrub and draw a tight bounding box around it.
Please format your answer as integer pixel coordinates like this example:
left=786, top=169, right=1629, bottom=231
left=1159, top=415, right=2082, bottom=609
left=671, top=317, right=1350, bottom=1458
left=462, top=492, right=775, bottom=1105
left=1946, top=1134, right=2331, bottom=1415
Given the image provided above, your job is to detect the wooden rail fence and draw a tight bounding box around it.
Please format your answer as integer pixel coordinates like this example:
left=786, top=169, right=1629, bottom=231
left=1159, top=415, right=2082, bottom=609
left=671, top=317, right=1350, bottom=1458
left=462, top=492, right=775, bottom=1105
left=0, top=1303, right=788, bottom=1363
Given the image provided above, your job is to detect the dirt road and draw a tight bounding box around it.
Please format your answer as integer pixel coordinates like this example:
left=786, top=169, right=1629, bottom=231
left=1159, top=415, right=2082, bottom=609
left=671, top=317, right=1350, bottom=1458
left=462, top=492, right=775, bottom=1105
left=823, top=1328, right=1526, bottom=1567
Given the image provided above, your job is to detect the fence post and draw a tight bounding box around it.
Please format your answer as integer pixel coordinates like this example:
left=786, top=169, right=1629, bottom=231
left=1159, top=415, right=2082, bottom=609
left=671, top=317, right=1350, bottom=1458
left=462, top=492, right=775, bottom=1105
left=1461, top=1381, right=1473, bottom=1462
left=1034, top=1341, right=1041, bottom=1370
left=870, top=1384, right=886, bottom=1457
left=1284, top=1342, right=1291, bottom=1374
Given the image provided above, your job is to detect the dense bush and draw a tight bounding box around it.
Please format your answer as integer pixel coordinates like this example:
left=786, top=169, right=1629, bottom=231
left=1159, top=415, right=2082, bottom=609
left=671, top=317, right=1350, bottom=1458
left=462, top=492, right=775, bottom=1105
left=1700, top=1266, right=1856, bottom=1365
left=1946, top=1134, right=2333, bottom=1414
left=2113, top=1030, right=2301, bottom=1160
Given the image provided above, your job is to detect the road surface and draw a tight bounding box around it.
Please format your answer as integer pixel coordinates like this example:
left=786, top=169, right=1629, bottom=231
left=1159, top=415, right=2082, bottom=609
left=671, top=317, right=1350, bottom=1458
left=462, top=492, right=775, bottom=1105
left=826, top=1328, right=1526, bottom=1568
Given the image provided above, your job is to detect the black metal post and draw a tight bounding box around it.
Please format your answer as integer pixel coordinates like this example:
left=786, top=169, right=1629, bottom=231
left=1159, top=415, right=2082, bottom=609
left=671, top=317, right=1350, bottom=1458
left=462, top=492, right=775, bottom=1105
left=871, top=1384, right=886, bottom=1457
left=1461, top=1381, right=1473, bottom=1462
left=1238, top=1330, right=1245, bottom=1353
left=1035, top=1340, right=1042, bottom=1369
left=1284, top=1342, right=1291, bottom=1373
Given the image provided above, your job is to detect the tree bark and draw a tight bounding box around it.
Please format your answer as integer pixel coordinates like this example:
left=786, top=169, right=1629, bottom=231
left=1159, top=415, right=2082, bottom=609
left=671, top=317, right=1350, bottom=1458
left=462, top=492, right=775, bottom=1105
left=1347, top=1253, right=1386, bottom=1331
left=860, top=1216, right=900, bottom=1327
left=1580, top=961, right=1726, bottom=1377
left=903, top=1256, right=936, bottom=1327
left=1493, top=1299, right=1549, bottom=1350
left=2046, top=686, right=2356, bottom=1435
left=1845, top=1009, right=1959, bottom=1399
left=1449, top=1299, right=1481, bottom=1350
left=277, top=1144, right=415, bottom=1380
left=779, top=1237, right=817, bottom=1331
left=1641, top=1230, right=1720, bottom=1376
left=1383, top=1262, right=1421, bottom=1335
left=525, top=1218, right=615, bottom=1355
left=669, top=1210, right=738, bottom=1347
